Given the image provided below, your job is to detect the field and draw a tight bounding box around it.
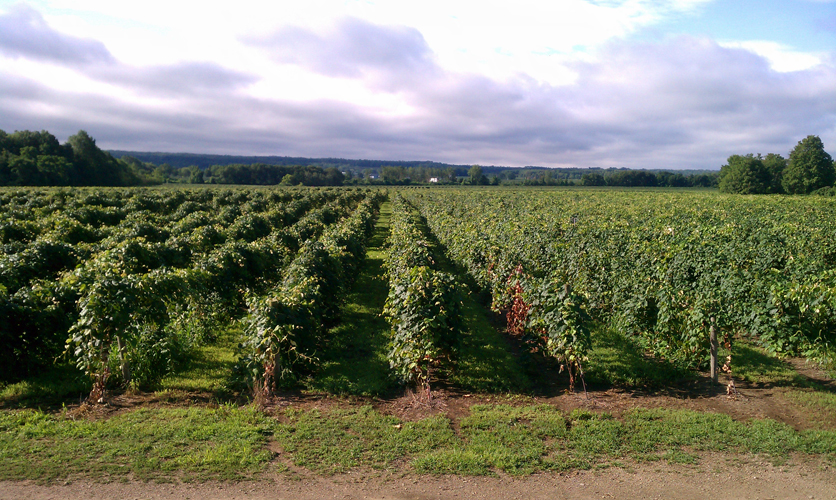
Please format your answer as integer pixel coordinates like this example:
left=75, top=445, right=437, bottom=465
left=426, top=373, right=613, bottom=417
left=1, top=186, right=835, bottom=496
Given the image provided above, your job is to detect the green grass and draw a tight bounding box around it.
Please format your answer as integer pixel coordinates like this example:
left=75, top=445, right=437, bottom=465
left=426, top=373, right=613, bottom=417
left=783, top=388, right=836, bottom=428
left=274, top=405, right=455, bottom=474
left=0, top=405, right=275, bottom=482
left=157, top=328, right=242, bottom=398
left=304, top=201, right=398, bottom=396
left=414, top=405, right=567, bottom=475
left=730, top=342, right=836, bottom=429
left=3, top=403, right=835, bottom=481
left=731, top=342, right=807, bottom=386
left=449, top=292, right=533, bottom=393
left=0, top=365, right=91, bottom=409
left=278, top=404, right=836, bottom=477
left=585, top=326, right=694, bottom=388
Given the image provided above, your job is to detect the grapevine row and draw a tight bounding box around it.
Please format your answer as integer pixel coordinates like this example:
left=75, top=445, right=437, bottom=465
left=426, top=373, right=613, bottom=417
left=0, top=187, right=377, bottom=395
left=242, top=192, right=385, bottom=398
left=382, top=195, right=461, bottom=394
left=403, top=189, right=836, bottom=382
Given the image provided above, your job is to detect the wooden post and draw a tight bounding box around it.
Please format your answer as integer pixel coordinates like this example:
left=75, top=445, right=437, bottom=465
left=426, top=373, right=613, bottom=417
left=116, top=335, right=131, bottom=386
left=709, top=318, right=718, bottom=384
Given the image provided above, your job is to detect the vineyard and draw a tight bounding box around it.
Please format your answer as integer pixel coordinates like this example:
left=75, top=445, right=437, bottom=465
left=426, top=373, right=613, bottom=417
left=0, top=186, right=384, bottom=399
left=1, top=186, right=835, bottom=400
left=2, top=185, right=836, bottom=487
left=401, top=188, right=836, bottom=391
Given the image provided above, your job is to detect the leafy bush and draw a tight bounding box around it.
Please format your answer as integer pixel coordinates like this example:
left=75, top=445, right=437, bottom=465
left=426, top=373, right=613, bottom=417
left=383, top=195, right=462, bottom=393
left=385, top=266, right=462, bottom=388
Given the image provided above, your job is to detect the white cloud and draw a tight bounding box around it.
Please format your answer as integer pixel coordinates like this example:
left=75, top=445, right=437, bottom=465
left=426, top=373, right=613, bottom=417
left=720, top=40, right=824, bottom=72
left=0, top=4, right=113, bottom=64
left=13, top=0, right=714, bottom=84
left=1, top=1, right=835, bottom=171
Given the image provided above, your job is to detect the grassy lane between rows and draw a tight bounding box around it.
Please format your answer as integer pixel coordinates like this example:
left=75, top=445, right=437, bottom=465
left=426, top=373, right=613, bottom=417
left=156, top=328, right=242, bottom=399
left=584, top=325, right=695, bottom=388
left=303, top=200, right=398, bottom=396
left=305, top=198, right=532, bottom=395
left=413, top=211, right=532, bottom=393
left=2, top=404, right=835, bottom=482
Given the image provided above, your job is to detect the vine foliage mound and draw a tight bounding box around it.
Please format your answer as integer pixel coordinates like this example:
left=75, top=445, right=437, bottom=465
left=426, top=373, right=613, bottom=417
left=383, top=195, right=462, bottom=396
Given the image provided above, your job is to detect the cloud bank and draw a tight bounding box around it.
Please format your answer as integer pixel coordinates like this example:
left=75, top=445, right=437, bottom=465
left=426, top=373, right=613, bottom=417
left=0, top=4, right=114, bottom=64
left=0, top=3, right=834, bottom=170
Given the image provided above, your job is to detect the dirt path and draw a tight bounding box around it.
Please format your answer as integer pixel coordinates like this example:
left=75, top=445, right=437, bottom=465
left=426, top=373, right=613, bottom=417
left=2, top=458, right=834, bottom=500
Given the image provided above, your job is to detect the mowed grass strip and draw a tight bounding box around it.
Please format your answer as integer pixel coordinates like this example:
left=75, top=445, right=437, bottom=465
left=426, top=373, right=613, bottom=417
left=157, top=327, right=242, bottom=398
left=585, top=325, right=695, bottom=388
left=2, top=404, right=835, bottom=482
left=0, top=405, right=275, bottom=483
left=277, top=405, right=836, bottom=477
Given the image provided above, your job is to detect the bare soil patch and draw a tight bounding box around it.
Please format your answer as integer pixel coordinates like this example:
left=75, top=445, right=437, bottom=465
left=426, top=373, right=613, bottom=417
left=370, top=357, right=835, bottom=433
left=2, top=457, right=834, bottom=500
left=59, top=354, right=834, bottom=434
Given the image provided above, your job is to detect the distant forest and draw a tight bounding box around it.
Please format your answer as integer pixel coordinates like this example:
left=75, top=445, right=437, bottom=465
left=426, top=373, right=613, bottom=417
left=2, top=129, right=719, bottom=187
left=110, top=149, right=719, bottom=187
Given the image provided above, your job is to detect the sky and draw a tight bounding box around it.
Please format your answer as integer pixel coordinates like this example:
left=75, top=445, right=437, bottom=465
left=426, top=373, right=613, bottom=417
left=0, top=0, right=834, bottom=169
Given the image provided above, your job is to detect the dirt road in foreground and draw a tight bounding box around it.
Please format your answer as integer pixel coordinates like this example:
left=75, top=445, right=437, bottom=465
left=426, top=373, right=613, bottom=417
left=2, top=459, right=834, bottom=500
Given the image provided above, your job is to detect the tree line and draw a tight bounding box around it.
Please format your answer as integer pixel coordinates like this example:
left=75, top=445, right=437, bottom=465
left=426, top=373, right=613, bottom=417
left=718, top=135, right=835, bottom=195
left=0, top=130, right=139, bottom=186
left=579, top=169, right=718, bottom=188
left=13, top=128, right=795, bottom=190
left=0, top=130, right=345, bottom=187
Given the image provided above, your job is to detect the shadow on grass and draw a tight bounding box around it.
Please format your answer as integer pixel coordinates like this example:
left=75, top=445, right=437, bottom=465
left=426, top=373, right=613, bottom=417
left=450, top=293, right=533, bottom=393
left=157, top=328, right=243, bottom=401
left=412, top=210, right=532, bottom=394
left=584, top=326, right=695, bottom=391
left=732, top=343, right=812, bottom=388
left=0, top=364, right=91, bottom=409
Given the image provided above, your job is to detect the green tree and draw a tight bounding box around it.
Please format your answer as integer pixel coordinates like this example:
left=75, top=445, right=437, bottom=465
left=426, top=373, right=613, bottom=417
left=153, top=164, right=174, bottom=183
left=323, top=167, right=345, bottom=186
left=581, top=172, right=606, bottom=186
left=782, top=135, right=834, bottom=194
left=762, top=153, right=787, bottom=194
left=67, top=130, right=129, bottom=186
left=8, top=146, right=40, bottom=185
left=382, top=165, right=406, bottom=184
left=447, top=167, right=457, bottom=183
left=718, top=154, right=770, bottom=194
left=36, top=155, right=71, bottom=185
left=468, top=165, right=485, bottom=185
left=184, top=165, right=204, bottom=184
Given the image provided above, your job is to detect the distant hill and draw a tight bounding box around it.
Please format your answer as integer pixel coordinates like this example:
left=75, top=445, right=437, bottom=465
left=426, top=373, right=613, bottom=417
left=107, top=150, right=496, bottom=174
left=107, top=150, right=717, bottom=176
